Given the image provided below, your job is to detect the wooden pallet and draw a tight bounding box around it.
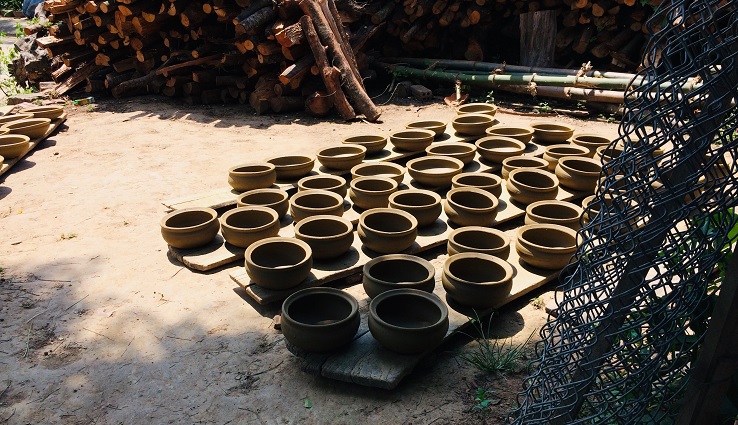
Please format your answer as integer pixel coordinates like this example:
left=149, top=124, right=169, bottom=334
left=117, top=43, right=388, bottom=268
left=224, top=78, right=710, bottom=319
left=0, top=114, right=68, bottom=180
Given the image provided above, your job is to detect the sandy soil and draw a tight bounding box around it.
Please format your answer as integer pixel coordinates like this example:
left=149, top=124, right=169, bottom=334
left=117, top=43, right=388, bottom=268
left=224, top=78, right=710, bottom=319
left=0, top=96, right=619, bottom=424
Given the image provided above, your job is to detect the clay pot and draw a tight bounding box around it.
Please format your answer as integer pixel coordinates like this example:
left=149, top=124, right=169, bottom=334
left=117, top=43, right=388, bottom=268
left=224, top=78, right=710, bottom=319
left=236, top=188, right=289, bottom=219
left=160, top=207, right=220, bottom=249
left=447, top=226, right=510, bottom=258
left=219, top=206, right=280, bottom=248
left=443, top=187, right=499, bottom=226
left=389, top=129, right=435, bottom=152
left=227, top=163, right=277, bottom=192
left=362, top=254, right=435, bottom=298
left=0, top=154, right=3, bottom=165
left=317, top=144, right=367, bottom=170
left=555, top=156, right=603, bottom=192
left=19, top=106, right=64, bottom=120
left=388, top=189, right=442, bottom=227
left=456, top=103, right=497, bottom=117
left=297, top=174, right=347, bottom=198
left=570, top=134, right=613, bottom=157
left=358, top=208, right=418, bottom=254
left=525, top=200, right=583, bottom=230
left=581, top=194, right=635, bottom=226
left=245, top=237, right=313, bottom=289
left=406, top=120, right=446, bottom=136
left=351, top=162, right=405, bottom=184
left=516, top=224, right=577, bottom=270
left=542, top=144, right=590, bottom=170
left=294, top=215, right=354, bottom=260
left=530, top=122, right=575, bottom=144
left=425, top=142, right=476, bottom=165
left=368, top=289, right=449, bottom=354
left=594, top=144, right=624, bottom=163
left=342, top=135, right=387, bottom=155
left=451, top=172, right=503, bottom=198
left=2, top=118, right=51, bottom=139
left=475, top=136, right=527, bottom=163
left=406, top=155, right=464, bottom=188
left=0, top=134, right=31, bottom=159
left=0, top=113, right=33, bottom=125
left=349, top=176, right=398, bottom=210
left=442, top=253, right=514, bottom=308
left=501, top=156, right=549, bottom=180
left=289, top=189, right=345, bottom=222
left=266, top=155, right=315, bottom=180
left=281, top=288, right=360, bottom=352
left=451, top=113, right=496, bottom=136
left=507, top=168, right=559, bottom=205
left=485, top=126, right=534, bottom=143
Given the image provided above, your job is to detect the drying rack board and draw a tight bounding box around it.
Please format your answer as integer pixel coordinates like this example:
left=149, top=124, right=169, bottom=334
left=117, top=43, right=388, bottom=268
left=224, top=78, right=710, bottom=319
left=0, top=114, right=68, bottom=179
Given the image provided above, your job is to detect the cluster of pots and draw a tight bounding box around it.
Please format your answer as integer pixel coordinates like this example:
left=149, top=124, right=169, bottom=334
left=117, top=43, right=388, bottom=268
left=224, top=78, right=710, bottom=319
left=0, top=106, right=63, bottom=165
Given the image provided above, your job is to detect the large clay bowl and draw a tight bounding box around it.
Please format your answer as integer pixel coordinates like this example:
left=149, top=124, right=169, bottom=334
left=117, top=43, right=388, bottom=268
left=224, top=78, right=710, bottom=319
left=525, top=200, right=583, bottom=230
left=571, top=134, right=613, bottom=157
left=297, top=174, right=346, bottom=198
left=442, top=253, right=514, bottom=308
left=475, top=136, right=527, bottom=163
left=19, top=105, right=64, bottom=120
left=456, top=103, right=497, bottom=117
left=228, top=163, right=277, bottom=192
left=425, top=142, right=476, bottom=165
left=406, top=155, right=464, bottom=188
left=237, top=188, right=289, bottom=219
left=406, top=120, right=446, bottom=137
left=219, top=206, right=280, bottom=248
left=368, top=289, right=449, bottom=354
left=594, top=144, right=624, bottom=163
left=0, top=134, right=31, bottom=159
left=2, top=118, right=51, bottom=139
left=351, top=162, right=405, bottom=184
left=160, top=207, right=220, bottom=249
left=317, top=144, right=367, bottom=171
left=281, top=288, right=360, bottom=352
left=443, top=187, right=499, bottom=227
left=555, top=156, right=603, bottom=193
left=447, top=226, right=510, bottom=258
left=358, top=208, right=418, bottom=254
left=388, top=189, right=442, bottom=227
left=451, top=113, right=496, bottom=136
left=485, top=126, right=534, bottom=143
left=294, top=215, right=354, bottom=260
left=451, top=172, right=503, bottom=198
left=289, top=189, right=345, bottom=222
left=530, top=122, right=575, bottom=144
left=542, top=144, right=590, bottom=171
left=0, top=113, right=33, bottom=126
left=267, top=155, right=315, bottom=180
left=516, top=224, right=577, bottom=270
left=363, top=254, right=435, bottom=298
left=245, top=237, right=313, bottom=289
left=501, top=155, right=549, bottom=180
left=349, top=176, right=398, bottom=210
left=389, top=129, right=435, bottom=152
left=507, top=168, right=559, bottom=205
left=343, top=135, right=387, bottom=155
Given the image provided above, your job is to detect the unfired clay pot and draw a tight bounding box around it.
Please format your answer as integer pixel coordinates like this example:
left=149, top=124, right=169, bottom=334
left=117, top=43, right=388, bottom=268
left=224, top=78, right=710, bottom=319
left=358, top=208, right=418, bottom=254
left=389, top=129, right=436, bottom=152
left=342, top=135, right=387, bottom=155
left=368, top=289, right=449, bottom=354
left=406, top=155, right=464, bottom=188
left=2, top=118, right=51, bottom=139
left=516, top=224, right=577, bottom=270
left=501, top=156, right=549, bottom=179
left=443, top=187, right=499, bottom=226
left=476, top=136, right=528, bottom=164
left=525, top=200, right=583, bottom=230
left=160, top=207, right=220, bottom=249
left=362, top=254, right=435, bottom=298
left=317, top=144, right=367, bottom=170
left=244, top=236, right=313, bottom=289
left=388, top=189, right=442, bottom=227
left=456, top=103, right=497, bottom=117
left=236, top=188, right=289, bottom=219
left=451, top=172, right=503, bottom=198
left=542, top=144, right=590, bottom=171
left=451, top=113, right=495, bottom=136
left=406, top=120, right=446, bottom=136
left=267, top=155, right=315, bottom=180
left=294, top=215, right=354, bottom=260
left=570, top=134, right=612, bottom=157
left=219, top=206, right=280, bottom=248
left=0, top=134, right=31, bottom=158
left=0, top=113, right=33, bottom=126
left=297, top=174, right=347, bottom=198
left=555, top=156, right=603, bottom=193
left=351, top=162, right=406, bottom=184
left=228, top=163, right=277, bottom=192
left=349, top=176, right=398, bottom=209
left=507, top=168, right=559, bottom=205
left=530, top=122, right=575, bottom=144
left=485, top=126, right=534, bottom=143
left=289, top=189, right=345, bottom=222
left=594, top=144, right=624, bottom=163
left=19, top=106, right=64, bottom=120
left=281, top=287, right=360, bottom=352
left=442, top=253, right=514, bottom=308
left=425, top=142, right=476, bottom=165
left=447, top=226, right=510, bottom=258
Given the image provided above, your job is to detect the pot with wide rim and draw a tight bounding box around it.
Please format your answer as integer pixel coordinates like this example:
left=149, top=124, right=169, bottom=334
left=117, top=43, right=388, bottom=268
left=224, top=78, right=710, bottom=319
left=289, top=189, right=345, bottom=222
left=236, top=188, right=289, bottom=219
left=447, top=226, right=510, bottom=258
left=555, top=156, right=603, bottom=193
left=451, top=113, right=496, bottom=136
left=19, top=106, right=64, bottom=120
left=389, top=129, right=435, bottom=152
left=542, top=144, right=590, bottom=170
left=245, top=237, right=313, bottom=289
left=316, top=144, right=367, bottom=171
left=219, top=206, right=280, bottom=248
left=160, top=207, right=220, bottom=249
left=451, top=172, right=503, bottom=198
left=570, top=134, right=613, bottom=157
left=227, top=162, right=277, bottom=192
left=297, top=174, right=347, bottom=198
left=0, top=134, right=31, bottom=159
left=443, top=186, right=499, bottom=227
left=475, top=136, right=527, bottom=163
left=342, top=135, right=387, bottom=155
left=442, top=253, right=514, bottom=308
left=358, top=208, right=418, bottom=254
left=530, top=122, right=575, bottom=144
left=484, top=126, right=534, bottom=143
left=406, top=155, right=464, bottom=188
left=525, top=200, right=583, bottom=230
left=425, top=142, right=476, bottom=165
left=2, top=118, right=51, bottom=139
left=0, top=113, right=33, bottom=126
left=388, top=189, right=442, bottom=227
left=501, top=156, right=549, bottom=179
left=594, top=144, right=624, bottom=163
left=362, top=254, right=435, bottom=298
left=294, top=215, right=354, bottom=260
left=406, top=120, right=446, bottom=137
left=266, top=155, right=315, bottom=180
left=507, top=168, right=559, bottom=205
left=456, top=103, right=497, bottom=117
left=351, top=162, right=405, bottom=184
left=349, top=176, right=398, bottom=210
left=516, top=224, right=577, bottom=270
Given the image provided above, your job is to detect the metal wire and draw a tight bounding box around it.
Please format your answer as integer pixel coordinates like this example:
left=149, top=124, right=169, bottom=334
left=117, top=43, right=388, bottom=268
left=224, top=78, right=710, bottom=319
left=510, top=0, right=738, bottom=423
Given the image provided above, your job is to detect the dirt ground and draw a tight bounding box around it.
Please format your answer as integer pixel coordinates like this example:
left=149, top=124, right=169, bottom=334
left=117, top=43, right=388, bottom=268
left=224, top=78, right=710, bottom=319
left=0, top=94, right=619, bottom=424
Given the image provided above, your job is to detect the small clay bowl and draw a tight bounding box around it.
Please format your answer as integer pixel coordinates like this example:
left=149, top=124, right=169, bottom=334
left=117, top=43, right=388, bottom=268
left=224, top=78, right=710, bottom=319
left=351, top=162, right=405, bottom=184
left=160, top=207, right=220, bottom=249
left=501, top=156, right=549, bottom=180
left=594, top=144, right=624, bottom=163
left=267, top=155, right=315, bottom=180
left=406, top=120, right=447, bottom=137
left=447, top=226, right=510, bottom=258
left=219, top=206, right=280, bottom=248
left=542, top=144, right=590, bottom=171
left=19, top=106, right=64, bottom=120
left=456, top=103, right=497, bottom=117
left=358, top=208, right=418, bottom=254
left=228, top=163, right=277, bottom=192
left=342, top=135, right=387, bottom=155
left=236, top=188, right=289, bottom=219
left=571, top=134, right=613, bottom=157
left=443, top=187, right=499, bottom=227
left=555, top=156, right=603, bottom=193
left=406, top=155, right=464, bottom=188
left=349, top=176, right=398, bottom=210
left=316, top=144, right=367, bottom=171
left=0, top=154, right=4, bottom=165
left=245, top=237, right=313, bottom=289
left=294, top=215, right=354, bottom=260
left=298, top=174, right=347, bottom=198
left=0, top=113, right=33, bottom=126
left=389, top=129, right=436, bottom=152
left=485, top=126, right=534, bottom=143
left=442, top=253, right=514, bottom=308
left=525, top=200, right=583, bottom=230
left=388, top=189, right=442, bottom=227
left=516, top=224, right=577, bottom=270
left=281, top=287, right=360, bottom=352
left=451, top=172, right=503, bottom=198
left=451, top=113, right=496, bottom=136
left=289, top=189, right=345, bottom=223
left=507, top=168, right=559, bottom=205
left=2, top=118, right=51, bottom=139
left=0, top=134, right=31, bottom=159
left=363, top=254, right=435, bottom=298
left=368, top=289, right=449, bottom=354
left=530, top=122, right=575, bottom=144
left=475, top=136, right=527, bottom=163
left=425, top=142, right=477, bottom=165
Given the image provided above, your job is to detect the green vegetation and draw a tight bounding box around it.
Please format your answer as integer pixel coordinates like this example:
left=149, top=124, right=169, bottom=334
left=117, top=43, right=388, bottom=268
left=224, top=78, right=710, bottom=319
left=471, top=387, right=497, bottom=418
left=459, top=314, right=535, bottom=374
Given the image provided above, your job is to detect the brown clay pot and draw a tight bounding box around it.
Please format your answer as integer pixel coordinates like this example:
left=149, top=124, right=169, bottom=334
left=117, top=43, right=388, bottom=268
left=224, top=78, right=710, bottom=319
left=443, top=187, right=499, bottom=227
left=594, top=144, right=624, bottom=163
left=19, top=106, right=64, bottom=120
left=485, top=126, right=534, bottom=143
left=219, top=206, right=280, bottom=248
left=456, top=103, right=497, bottom=117
left=388, top=189, right=442, bottom=227
left=351, top=162, right=406, bottom=184
left=542, top=144, right=590, bottom=171
left=227, top=163, right=277, bottom=192
left=447, top=226, right=510, bottom=258
left=0, top=154, right=4, bottom=165
left=442, top=253, right=514, bottom=308
left=570, top=134, right=613, bottom=157
left=501, top=156, right=549, bottom=180
left=294, top=215, right=354, bottom=260
left=0, top=134, right=31, bottom=159
left=530, top=122, right=575, bottom=144
left=317, top=144, right=367, bottom=170
left=0, top=113, right=33, bottom=126
left=425, top=142, right=477, bottom=165
left=406, top=155, right=464, bottom=188
left=297, top=174, right=347, bottom=198
left=389, top=129, right=436, bottom=152
left=451, top=172, right=503, bottom=198
left=368, top=289, right=449, bottom=354
left=342, top=135, right=387, bottom=155
left=506, top=168, right=559, bottom=205
left=475, top=136, right=527, bottom=163
left=349, top=176, right=398, bottom=209
left=236, top=188, right=289, bottom=219
left=516, top=224, right=577, bottom=270
left=2, top=118, right=51, bottom=139
left=289, top=189, right=345, bottom=222
left=451, top=113, right=496, bottom=136
left=160, top=207, right=220, bottom=249
left=362, top=254, right=435, bottom=298
left=266, top=155, right=315, bottom=180
left=406, top=120, right=447, bottom=136
left=281, top=287, right=360, bottom=352
left=525, top=200, right=583, bottom=230
left=555, top=156, right=603, bottom=193
left=245, top=237, right=313, bottom=289
left=358, top=208, right=418, bottom=254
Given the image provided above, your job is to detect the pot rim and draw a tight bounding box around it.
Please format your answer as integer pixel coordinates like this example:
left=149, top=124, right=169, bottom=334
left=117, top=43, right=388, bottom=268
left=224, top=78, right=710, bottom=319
left=294, top=214, right=353, bottom=240
left=282, top=287, right=359, bottom=329
left=406, top=120, right=445, bottom=128
left=508, top=168, right=559, bottom=192
left=2, top=118, right=51, bottom=130
left=475, top=136, right=527, bottom=152
left=317, top=144, right=367, bottom=159
left=369, top=288, right=448, bottom=332
left=290, top=189, right=344, bottom=211
left=443, top=252, right=514, bottom=286
left=446, top=187, right=500, bottom=212
left=350, top=176, right=398, bottom=194
left=571, top=134, right=612, bottom=145
left=19, top=106, right=62, bottom=113
left=530, top=122, right=575, bottom=133
left=245, top=236, right=313, bottom=270
left=266, top=155, right=315, bottom=168
left=557, top=156, right=602, bottom=176
left=451, top=172, right=502, bottom=188
left=407, top=155, right=464, bottom=174
left=425, top=142, right=476, bottom=156
left=363, top=254, right=434, bottom=286
left=359, top=208, right=418, bottom=235
left=0, top=134, right=31, bottom=146
left=457, top=103, right=498, bottom=114
left=516, top=224, right=578, bottom=252
left=237, top=188, right=289, bottom=206
left=160, top=207, right=218, bottom=231
left=351, top=161, right=406, bottom=178
left=448, top=226, right=510, bottom=252
left=502, top=156, right=548, bottom=169
left=388, top=189, right=442, bottom=209
left=544, top=144, right=590, bottom=157
left=485, top=125, right=533, bottom=136
left=297, top=174, right=347, bottom=191
left=390, top=129, right=436, bottom=141
left=220, top=206, right=278, bottom=233
left=343, top=135, right=386, bottom=144
left=228, top=162, right=276, bottom=175
left=526, top=200, right=583, bottom=223
left=452, top=113, right=494, bottom=125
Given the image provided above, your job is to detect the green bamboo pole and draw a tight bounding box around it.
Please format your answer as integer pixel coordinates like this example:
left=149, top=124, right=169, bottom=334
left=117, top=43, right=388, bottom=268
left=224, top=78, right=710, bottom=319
left=501, top=84, right=629, bottom=104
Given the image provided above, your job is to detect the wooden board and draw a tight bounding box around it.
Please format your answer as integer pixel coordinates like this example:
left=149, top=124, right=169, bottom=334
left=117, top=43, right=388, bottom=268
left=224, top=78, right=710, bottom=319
left=0, top=114, right=68, bottom=179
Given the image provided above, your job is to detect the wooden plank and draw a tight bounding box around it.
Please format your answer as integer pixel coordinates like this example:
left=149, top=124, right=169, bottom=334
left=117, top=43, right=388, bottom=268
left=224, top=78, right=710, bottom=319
left=0, top=114, right=68, bottom=180
left=0, top=106, right=14, bottom=116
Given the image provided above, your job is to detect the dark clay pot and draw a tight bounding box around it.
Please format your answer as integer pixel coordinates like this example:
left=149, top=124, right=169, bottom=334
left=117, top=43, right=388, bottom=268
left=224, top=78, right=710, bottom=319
left=525, top=200, right=583, bottom=230
left=245, top=237, right=313, bottom=289
left=443, top=187, right=499, bottom=227
left=297, top=174, right=347, bottom=198
left=227, top=163, right=277, bottom=192
left=555, top=156, right=603, bottom=193
left=475, top=136, right=527, bottom=163
left=362, top=254, right=435, bottom=298
left=351, top=162, right=406, bottom=184
left=317, top=144, right=367, bottom=171
left=530, top=122, right=575, bottom=144
left=425, top=142, right=476, bottom=165
left=160, top=207, right=220, bottom=249
left=516, top=224, right=577, bottom=270
left=219, top=206, right=280, bottom=248
left=349, top=176, right=398, bottom=210
left=267, top=155, right=315, bottom=180
left=451, top=172, right=503, bottom=198
left=447, top=226, right=510, bottom=258
left=289, top=189, right=345, bottom=223
left=406, top=155, right=464, bottom=188
left=358, top=208, right=418, bottom=254
left=542, top=144, right=590, bottom=171
left=294, top=215, right=354, bottom=260
left=506, top=168, right=559, bottom=205
left=442, top=253, right=514, bottom=308
left=501, top=156, right=549, bottom=180
left=236, top=188, right=289, bottom=219
left=388, top=189, right=442, bottom=227
left=389, top=129, right=436, bottom=152
left=343, top=135, right=387, bottom=155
